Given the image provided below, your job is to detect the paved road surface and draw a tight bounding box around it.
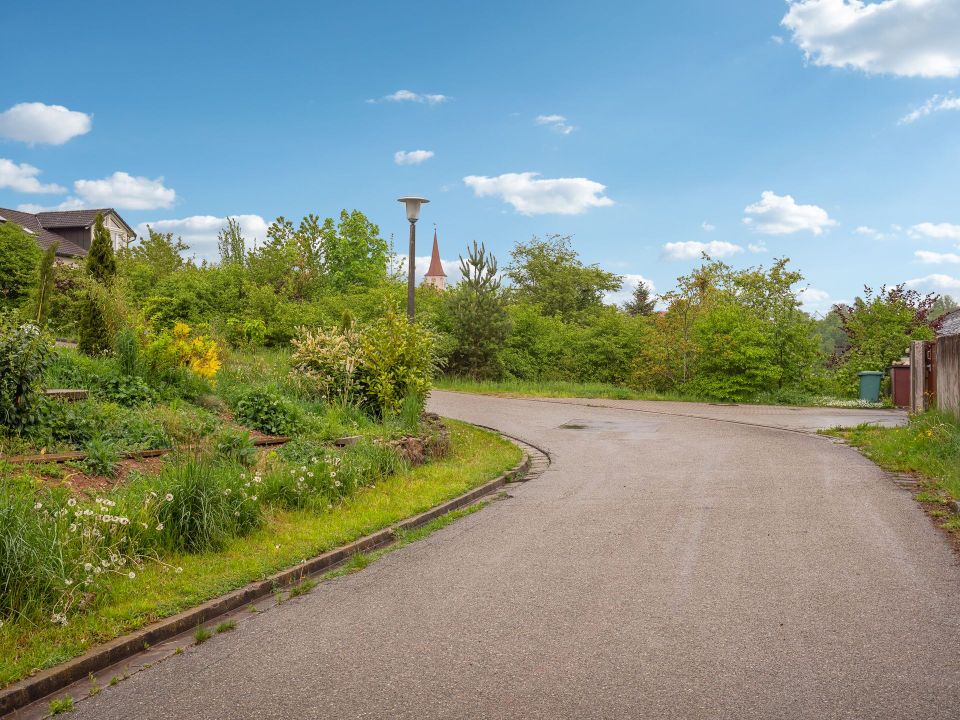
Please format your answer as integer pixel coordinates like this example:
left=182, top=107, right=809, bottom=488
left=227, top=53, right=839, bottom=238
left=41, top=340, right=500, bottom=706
left=67, top=392, right=960, bottom=719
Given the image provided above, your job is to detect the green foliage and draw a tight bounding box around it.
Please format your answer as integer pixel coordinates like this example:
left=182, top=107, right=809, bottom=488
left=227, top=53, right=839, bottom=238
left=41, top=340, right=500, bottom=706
left=506, top=234, right=622, bottom=320
left=217, top=217, right=247, bottom=266
left=0, top=314, right=53, bottom=431
left=32, top=241, right=58, bottom=324
left=930, top=294, right=958, bottom=322
left=0, top=221, right=41, bottom=308
left=215, top=427, right=258, bottom=466
left=233, top=388, right=300, bottom=435
left=85, top=213, right=117, bottom=284
left=148, top=457, right=262, bottom=553
left=356, top=307, right=437, bottom=417
left=835, top=284, right=937, bottom=393
left=225, top=317, right=266, bottom=348
left=290, top=323, right=361, bottom=404
left=82, top=435, right=120, bottom=477
left=118, top=227, right=188, bottom=301
left=622, top=280, right=656, bottom=316
left=445, top=242, right=510, bottom=379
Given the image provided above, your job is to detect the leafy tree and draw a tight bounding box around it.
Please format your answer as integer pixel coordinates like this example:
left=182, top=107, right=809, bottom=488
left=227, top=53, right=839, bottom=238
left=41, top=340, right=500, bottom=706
left=0, top=221, right=41, bottom=308
left=834, top=284, right=938, bottom=393
left=120, top=227, right=189, bottom=300
left=446, top=242, right=511, bottom=378
left=32, top=241, right=58, bottom=324
left=249, top=214, right=324, bottom=298
left=217, top=217, right=246, bottom=266
left=506, top=234, right=622, bottom=320
left=85, top=213, right=117, bottom=283
left=0, top=312, right=53, bottom=430
left=623, top=281, right=656, bottom=316
left=323, top=210, right=389, bottom=291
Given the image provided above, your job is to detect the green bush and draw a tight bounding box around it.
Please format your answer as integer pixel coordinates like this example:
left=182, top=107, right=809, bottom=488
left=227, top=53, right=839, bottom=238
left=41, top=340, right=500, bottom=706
left=82, top=435, right=119, bottom=477
left=0, top=314, right=53, bottom=431
left=233, top=388, right=300, bottom=435
left=225, top=317, right=267, bottom=348
left=0, top=222, right=41, bottom=309
left=215, top=427, right=258, bottom=466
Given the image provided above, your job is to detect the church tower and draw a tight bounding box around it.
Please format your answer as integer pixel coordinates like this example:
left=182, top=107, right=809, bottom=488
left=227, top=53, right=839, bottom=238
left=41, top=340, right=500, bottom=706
left=423, top=227, right=447, bottom=291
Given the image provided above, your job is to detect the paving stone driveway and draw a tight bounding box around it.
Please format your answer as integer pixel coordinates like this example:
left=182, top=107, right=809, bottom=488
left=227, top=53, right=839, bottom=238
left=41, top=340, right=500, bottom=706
left=68, top=392, right=960, bottom=719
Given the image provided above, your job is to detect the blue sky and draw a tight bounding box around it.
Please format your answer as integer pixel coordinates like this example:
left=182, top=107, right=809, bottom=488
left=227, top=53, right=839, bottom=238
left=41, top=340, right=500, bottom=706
left=2, top=0, right=959, bottom=313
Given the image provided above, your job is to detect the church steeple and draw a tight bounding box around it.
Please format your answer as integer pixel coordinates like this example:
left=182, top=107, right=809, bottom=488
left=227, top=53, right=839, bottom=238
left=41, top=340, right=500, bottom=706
left=423, top=227, right=446, bottom=291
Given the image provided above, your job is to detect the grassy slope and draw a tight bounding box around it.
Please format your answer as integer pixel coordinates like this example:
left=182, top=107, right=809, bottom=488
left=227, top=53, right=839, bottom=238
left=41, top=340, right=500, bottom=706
left=0, top=420, right=521, bottom=687
left=826, top=410, right=960, bottom=508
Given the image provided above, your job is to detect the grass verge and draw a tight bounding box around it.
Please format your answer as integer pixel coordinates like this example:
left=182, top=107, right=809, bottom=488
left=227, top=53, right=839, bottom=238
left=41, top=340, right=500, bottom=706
left=0, top=420, right=521, bottom=688
left=434, top=377, right=889, bottom=409
left=824, top=410, right=960, bottom=529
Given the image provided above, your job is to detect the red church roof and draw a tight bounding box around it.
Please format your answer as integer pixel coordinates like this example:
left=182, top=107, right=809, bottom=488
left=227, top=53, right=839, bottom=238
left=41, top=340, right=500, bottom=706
left=425, top=228, right=446, bottom=277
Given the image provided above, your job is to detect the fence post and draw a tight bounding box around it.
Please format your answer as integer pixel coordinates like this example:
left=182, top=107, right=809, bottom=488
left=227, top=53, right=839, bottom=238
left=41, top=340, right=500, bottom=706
left=935, top=336, right=960, bottom=418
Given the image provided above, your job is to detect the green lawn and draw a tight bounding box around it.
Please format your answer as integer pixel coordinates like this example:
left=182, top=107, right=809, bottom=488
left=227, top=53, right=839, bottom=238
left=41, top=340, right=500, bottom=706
left=0, top=420, right=521, bottom=688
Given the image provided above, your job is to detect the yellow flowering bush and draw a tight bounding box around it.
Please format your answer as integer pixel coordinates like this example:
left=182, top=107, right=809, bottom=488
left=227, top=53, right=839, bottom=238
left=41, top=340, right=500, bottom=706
left=144, top=322, right=222, bottom=383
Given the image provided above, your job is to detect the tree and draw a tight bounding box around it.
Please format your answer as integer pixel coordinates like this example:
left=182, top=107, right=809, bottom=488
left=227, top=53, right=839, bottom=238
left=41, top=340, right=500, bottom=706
left=120, top=227, right=189, bottom=300
left=506, top=234, right=622, bottom=320
left=834, top=284, right=938, bottom=393
left=930, top=294, right=958, bottom=322
left=0, top=221, right=41, bottom=308
left=623, top=281, right=656, bottom=316
left=79, top=213, right=117, bottom=355
left=32, top=241, right=58, bottom=324
left=85, top=213, right=116, bottom=283
left=217, top=217, right=246, bottom=266
left=446, top=242, right=511, bottom=378
left=323, top=210, right=389, bottom=291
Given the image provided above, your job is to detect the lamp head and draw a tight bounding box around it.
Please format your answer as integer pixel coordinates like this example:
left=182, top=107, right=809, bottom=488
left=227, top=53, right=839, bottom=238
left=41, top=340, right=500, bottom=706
left=397, top=196, right=429, bottom=222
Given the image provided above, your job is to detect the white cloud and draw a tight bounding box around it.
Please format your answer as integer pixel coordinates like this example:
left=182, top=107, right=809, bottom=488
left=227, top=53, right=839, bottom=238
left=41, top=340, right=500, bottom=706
left=390, top=254, right=462, bottom=284
left=701, top=221, right=716, bottom=232
left=905, top=273, right=960, bottom=291
left=748, top=241, right=768, bottom=253
left=17, top=198, right=85, bottom=213
left=662, top=240, right=744, bottom=260
left=854, top=225, right=883, bottom=239
left=899, top=93, right=960, bottom=124
left=743, top=190, right=836, bottom=236
left=782, top=0, right=960, bottom=78
left=798, top=287, right=832, bottom=312
left=915, top=250, right=960, bottom=264
left=0, top=158, right=65, bottom=193
left=535, top=114, right=575, bottom=135
left=135, top=215, right=269, bottom=261
left=70, top=171, right=176, bottom=210
left=0, top=102, right=92, bottom=145
left=463, top=172, right=613, bottom=215
left=369, top=89, right=448, bottom=105
left=771, top=35, right=785, bottom=45
left=393, top=149, right=434, bottom=166
left=604, top=273, right=656, bottom=306
left=909, top=222, right=960, bottom=241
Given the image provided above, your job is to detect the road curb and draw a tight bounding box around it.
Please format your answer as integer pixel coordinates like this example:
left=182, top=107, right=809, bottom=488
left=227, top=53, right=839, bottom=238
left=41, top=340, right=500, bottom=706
left=0, top=442, right=534, bottom=717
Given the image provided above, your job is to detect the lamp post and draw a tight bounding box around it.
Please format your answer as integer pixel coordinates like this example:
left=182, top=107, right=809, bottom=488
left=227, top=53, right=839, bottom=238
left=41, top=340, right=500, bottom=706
left=397, top=196, right=429, bottom=321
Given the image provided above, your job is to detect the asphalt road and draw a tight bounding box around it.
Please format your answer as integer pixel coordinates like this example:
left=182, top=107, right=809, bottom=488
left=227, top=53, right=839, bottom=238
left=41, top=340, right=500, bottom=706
left=67, top=392, right=960, bottom=719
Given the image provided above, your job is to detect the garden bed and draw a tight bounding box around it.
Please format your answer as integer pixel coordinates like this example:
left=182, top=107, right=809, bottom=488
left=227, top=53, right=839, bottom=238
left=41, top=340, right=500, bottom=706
left=0, top=420, right=521, bottom=689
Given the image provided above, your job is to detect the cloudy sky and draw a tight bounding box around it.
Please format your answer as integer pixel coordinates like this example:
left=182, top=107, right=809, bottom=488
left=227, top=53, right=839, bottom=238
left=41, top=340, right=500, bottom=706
left=2, top=0, right=959, bottom=313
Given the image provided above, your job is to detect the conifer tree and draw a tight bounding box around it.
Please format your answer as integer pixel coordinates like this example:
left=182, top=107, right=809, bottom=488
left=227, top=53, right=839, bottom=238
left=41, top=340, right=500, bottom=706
left=32, top=241, right=58, bottom=324
left=79, top=213, right=116, bottom=355
left=623, top=281, right=656, bottom=316
left=446, top=242, right=511, bottom=379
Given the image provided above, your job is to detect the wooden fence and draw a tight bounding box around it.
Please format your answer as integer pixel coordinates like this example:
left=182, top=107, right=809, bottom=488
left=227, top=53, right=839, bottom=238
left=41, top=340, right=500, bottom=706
left=937, top=335, right=960, bottom=417
left=912, top=336, right=960, bottom=417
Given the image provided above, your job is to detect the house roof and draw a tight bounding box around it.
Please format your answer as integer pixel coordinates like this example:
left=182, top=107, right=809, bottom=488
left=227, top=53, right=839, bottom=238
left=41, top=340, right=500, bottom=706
left=425, top=228, right=446, bottom=277
left=0, top=207, right=88, bottom=257
left=36, top=208, right=135, bottom=236
left=939, top=308, right=960, bottom=337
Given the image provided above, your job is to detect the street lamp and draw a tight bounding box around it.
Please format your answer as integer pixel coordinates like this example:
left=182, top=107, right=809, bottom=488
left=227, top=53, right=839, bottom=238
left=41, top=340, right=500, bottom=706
left=397, top=196, right=429, bottom=321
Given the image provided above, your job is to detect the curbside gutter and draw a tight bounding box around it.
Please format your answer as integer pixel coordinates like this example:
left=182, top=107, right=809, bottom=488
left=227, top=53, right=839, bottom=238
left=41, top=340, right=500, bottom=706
left=0, top=441, right=537, bottom=717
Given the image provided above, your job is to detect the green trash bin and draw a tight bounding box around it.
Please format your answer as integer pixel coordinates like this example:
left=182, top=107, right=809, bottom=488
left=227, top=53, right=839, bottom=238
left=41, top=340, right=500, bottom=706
left=858, top=371, right=883, bottom=403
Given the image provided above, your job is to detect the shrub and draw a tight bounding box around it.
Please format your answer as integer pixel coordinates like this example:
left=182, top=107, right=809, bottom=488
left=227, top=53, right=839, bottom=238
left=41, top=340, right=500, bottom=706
left=0, top=314, right=53, bottom=431
left=0, top=221, right=41, bottom=309
left=290, top=323, right=361, bottom=404
left=233, top=388, right=299, bottom=435
left=94, top=374, right=157, bottom=407
left=215, top=427, right=258, bottom=466
left=83, top=435, right=120, bottom=477
left=143, top=321, right=221, bottom=384
left=225, top=317, right=266, bottom=348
